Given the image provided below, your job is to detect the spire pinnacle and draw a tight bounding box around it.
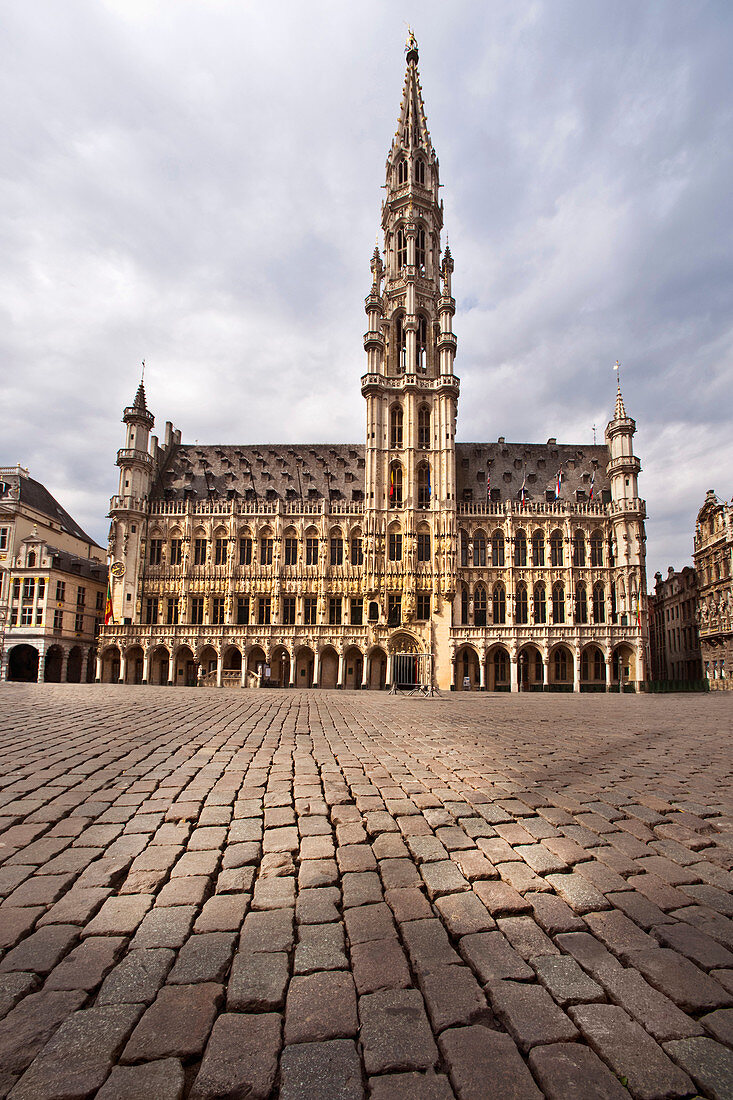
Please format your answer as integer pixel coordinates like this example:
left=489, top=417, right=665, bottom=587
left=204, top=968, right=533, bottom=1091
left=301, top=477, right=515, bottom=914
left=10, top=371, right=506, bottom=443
left=133, top=362, right=148, bottom=412
left=393, top=34, right=432, bottom=155
left=613, top=360, right=626, bottom=419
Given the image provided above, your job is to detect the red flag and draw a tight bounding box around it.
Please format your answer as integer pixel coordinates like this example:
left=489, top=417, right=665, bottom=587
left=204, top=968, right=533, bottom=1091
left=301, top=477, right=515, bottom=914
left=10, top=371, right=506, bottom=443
left=104, top=579, right=113, bottom=625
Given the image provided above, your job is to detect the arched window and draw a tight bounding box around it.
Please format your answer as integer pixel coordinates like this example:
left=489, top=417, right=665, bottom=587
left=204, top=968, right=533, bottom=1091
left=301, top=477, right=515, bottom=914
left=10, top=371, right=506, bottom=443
left=389, top=464, right=403, bottom=508
left=416, top=229, right=426, bottom=271
left=514, top=530, right=527, bottom=567
left=395, top=314, right=406, bottom=372
left=491, top=530, right=505, bottom=567
left=397, top=230, right=407, bottom=268
left=516, top=583, right=528, bottom=624
left=552, top=582, right=565, bottom=623
left=415, top=158, right=425, bottom=185
left=417, top=526, right=431, bottom=562
left=492, top=583, right=506, bottom=624
left=474, top=531, right=487, bottom=567
left=573, top=530, right=586, bottom=567
left=27, top=551, right=36, bottom=567
left=593, top=583, right=606, bottom=623
left=418, top=406, right=430, bottom=449
left=590, top=531, right=604, bottom=567
left=460, top=529, right=469, bottom=567
left=532, top=530, right=545, bottom=567
left=390, top=405, right=403, bottom=448
left=460, top=585, right=469, bottom=625
left=554, top=648, right=569, bottom=682
left=575, top=583, right=588, bottom=624
left=397, top=159, right=407, bottom=186
left=550, top=530, right=564, bottom=567
left=474, top=585, right=487, bottom=627
left=534, top=583, right=546, bottom=624
left=416, top=313, right=427, bottom=371
left=388, top=524, right=403, bottom=562
left=417, top=464, right=431, bottom=508
left=329, top=527, right=344, bottom=566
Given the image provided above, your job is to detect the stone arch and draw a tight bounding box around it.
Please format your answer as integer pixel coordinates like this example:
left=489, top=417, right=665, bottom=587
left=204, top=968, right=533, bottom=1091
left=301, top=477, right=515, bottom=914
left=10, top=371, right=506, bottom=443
left=100, top=646, right=121, bottom=684
left=124, top=644, right=144, bottom=685
left=246, top=646, right=267, bottom=686
left=343, top=646, right=364, bottom=689
left=174, top=645, right=196, bottom=686
left=518, top=643, right=544, bottom=692
left=455, top=644, right=480, bottom=691
left=295, top=646, right=315, bottom=688
left=150, top=645, right=171, bottom=686
left=66, top=645, right=84, bottom=683
left=44, top=645, right=64, bottom=683
left=613, top=644, right=637, bottom=691
left=486, top=644, right=511, bottom=692
left=7, top=644, right=39, bottom=682
left=367, top=646, right=387, bottom=690
left=549, top=643, right=573, bottom=691
left=270, top=645, right=291, bottom=688
left=222, top=645, right=242, bottom=687
left=319, top=645, right=339, bottom=689
left=581, top=644, right=606, bottom=692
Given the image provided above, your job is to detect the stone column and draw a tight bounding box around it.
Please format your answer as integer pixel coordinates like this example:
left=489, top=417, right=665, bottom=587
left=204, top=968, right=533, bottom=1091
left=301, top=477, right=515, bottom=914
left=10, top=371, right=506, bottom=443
left=289, top=655, right=296, bottom=688
left=510, top=655, right=519, bottom=693
left=94, top=653, right=102, bottom=683
left=119, top=652, right=127, bottom=685
left=216, top=651, right=223, bottom=688
left=479, top=654, right=486, bottom=691
left=337, top=651, right=345, bottom=689
left=386, top=652, right=393, bottom=689
left=60, top=649, right=70, bottom=683
left=241, top=657, right=247, bottom=689
left=313, top=649, right=320, bottom=687
left=573, top=649, right=581, bottom=693
left=605, top=653, right=613, bottom=692
left=361, top=655, right=368, bottom=689
left=142, top=649, right=149, bottom=685
left=542, top=654, right=549, bottom=692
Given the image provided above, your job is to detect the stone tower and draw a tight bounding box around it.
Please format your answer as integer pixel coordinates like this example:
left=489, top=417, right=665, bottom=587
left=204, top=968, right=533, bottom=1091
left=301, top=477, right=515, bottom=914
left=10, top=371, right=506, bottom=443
left=361, top=33, right=459, bottom=682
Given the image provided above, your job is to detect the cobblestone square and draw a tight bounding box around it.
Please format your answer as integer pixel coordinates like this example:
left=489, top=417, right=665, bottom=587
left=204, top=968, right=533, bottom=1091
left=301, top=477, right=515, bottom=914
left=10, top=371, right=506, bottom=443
left=0, top=685, right=731, bottom=1099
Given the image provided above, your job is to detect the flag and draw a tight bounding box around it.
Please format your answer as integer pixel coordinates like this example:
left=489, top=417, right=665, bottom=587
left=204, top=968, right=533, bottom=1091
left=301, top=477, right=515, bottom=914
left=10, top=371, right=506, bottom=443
left=389, top=468, right=394, bottom=501
left=589, top=469, right=595, bottom=500
left=104, top=579, right=113, bottom=626
left=427, top=466, right=431, bottom=499
left=555, top=467, right=563, bottom=499
left=486, top=468, right=490, bottom=500
left=520, top=467, right=527, bottom=506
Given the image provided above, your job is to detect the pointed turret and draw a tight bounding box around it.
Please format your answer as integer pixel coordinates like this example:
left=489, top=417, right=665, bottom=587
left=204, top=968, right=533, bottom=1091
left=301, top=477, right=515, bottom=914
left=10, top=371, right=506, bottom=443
left=614, top=379, right=626, bottom=421
left=392, top=32, right=435, bottom=158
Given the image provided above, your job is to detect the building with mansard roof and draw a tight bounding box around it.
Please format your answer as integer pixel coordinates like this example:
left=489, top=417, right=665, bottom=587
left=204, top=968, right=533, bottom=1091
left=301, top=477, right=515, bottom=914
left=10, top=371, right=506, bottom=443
left=98, top=37, right=648, bottom=693
left=694, top=490, right=733, bottom=689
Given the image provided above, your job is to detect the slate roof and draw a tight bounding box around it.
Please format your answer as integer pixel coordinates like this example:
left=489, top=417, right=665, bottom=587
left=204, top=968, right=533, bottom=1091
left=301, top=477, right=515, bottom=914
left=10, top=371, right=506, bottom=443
left=46, top=547, right=108, bottom=582
left=153, top=440, right=611, bottom=505
left=0, top=471, right=100, bottom=546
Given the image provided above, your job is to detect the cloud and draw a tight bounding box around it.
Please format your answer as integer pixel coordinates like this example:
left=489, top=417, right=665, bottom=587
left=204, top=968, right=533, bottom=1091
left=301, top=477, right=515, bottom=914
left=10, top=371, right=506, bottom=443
left=0, top=0, right=731, bottom=581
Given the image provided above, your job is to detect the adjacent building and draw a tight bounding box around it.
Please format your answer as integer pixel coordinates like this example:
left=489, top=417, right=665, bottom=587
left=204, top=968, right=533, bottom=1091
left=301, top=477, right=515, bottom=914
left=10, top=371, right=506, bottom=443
left=0, top=466, right=107, bottom=682
left=648, top=566, right=702, bottom=685
left=98, top=37, right=648, bottom=692
left=694, top=490, right=733, bottom=689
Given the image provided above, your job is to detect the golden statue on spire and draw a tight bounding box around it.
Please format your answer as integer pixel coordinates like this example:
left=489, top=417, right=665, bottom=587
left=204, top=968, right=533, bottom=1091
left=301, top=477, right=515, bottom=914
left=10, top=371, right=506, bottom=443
left=406, top=28, right=418, bottom=61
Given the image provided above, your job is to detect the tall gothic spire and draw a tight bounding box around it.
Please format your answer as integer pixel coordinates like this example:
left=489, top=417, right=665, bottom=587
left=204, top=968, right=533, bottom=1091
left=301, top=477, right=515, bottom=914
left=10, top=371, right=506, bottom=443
left=391, top=32, right=434, bottom=158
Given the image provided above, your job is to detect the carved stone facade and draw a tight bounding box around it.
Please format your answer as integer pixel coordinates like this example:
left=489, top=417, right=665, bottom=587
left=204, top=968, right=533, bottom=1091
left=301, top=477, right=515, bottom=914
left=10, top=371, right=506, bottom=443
left=694, top=490, right=733, bottom=689
left=648, top=566, right=702, bottom=684
left=98, top=39, right=648, bottom=692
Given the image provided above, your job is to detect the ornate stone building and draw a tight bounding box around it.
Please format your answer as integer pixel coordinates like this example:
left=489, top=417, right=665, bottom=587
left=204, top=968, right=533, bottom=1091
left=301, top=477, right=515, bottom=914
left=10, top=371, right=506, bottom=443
left=694, top=490, right=733, bottom=689
left=98, top=38, right=648, bottom=692
left=0, top=466, right=107, bottom=683
left=648, top=566, right=702, bottom=685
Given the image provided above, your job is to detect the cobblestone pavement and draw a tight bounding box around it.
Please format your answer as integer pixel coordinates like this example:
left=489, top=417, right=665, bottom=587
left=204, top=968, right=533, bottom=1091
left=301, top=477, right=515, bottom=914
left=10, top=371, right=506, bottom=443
left=0, top=687, right=731, bottom=1099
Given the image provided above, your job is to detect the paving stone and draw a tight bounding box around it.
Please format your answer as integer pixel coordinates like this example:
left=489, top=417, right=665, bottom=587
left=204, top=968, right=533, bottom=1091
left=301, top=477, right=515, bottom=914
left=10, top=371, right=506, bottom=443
left=654, top=920, right=733, bottom=970
left=167, top=932, right=236, bottom=984
left=529, top=1035, right=632, bottom=1099
left=240, top=908, right=294, bottom=952
left=633, top=947, right=733, bottom=1012
left=599, top=965, right=706, bottom=1041
left=496, top=861, right=550, bottom=894
left=284, top=971, right=358, bottom=1043
left=459, top=931, right=533, bottom=983
left=401, top=918, right=461, bottom=977
left=0, top=973, right=37, bottom=1020
left=513, top=843, right=568, bottom=875
left=583, top=908, right=656, bottom=961
left=421, top=964, right=487, bottom=1031
left=664, top=1036, right=733, bottom=1100
left=194, top=893, right=249, bottom=932
left=0, top=923, right=78, bottom=974
left=351, top=935, right=412, bottom=993
left=45, top=934, right=126, bottom=991
left=545, top=872, right=611, bottom=914
left=368, top=1070, right=455, bottom=1099
left=700, top=1007, right=733, bottom=1045
left=344, top=903, right=396, bottom=945
left=190, top=1011, right=280, bottom=1100
left=96, top=1058, right=185, bottom=1099
left=434, top=891, right=495, bottom=936
left=570, top=1003, right=695, bottom=1100
left=385, top=887, right=433, bottom=923
left=122, top=982, right=223, bottom=1061
left=279, top=1039, right=363, bottom=1100
left=360, top=988, right=438, bottom=1074
left=342, top=871, right=383, bottom=907
left=496, top=915, right=559, bottom=959
left=252, top=875, right=295, bottom=909
left=0, top=907, right=43, bottom=951
left=97, top=947, right=175, bottom=1005
left=526, top=891, right=586, bottom=934
left=8, top=1003, right=144, bottom=1100
left=488, top=979, right=578, bottom=1051
left=438, top=1024, right=542, bottom=1099
left=0, top=989, right=86, bottom=1076
left=532, top=954, right=605, bottom=1006
left=472, top=879, right=532, bottom=916
left=82, top=895, right=154, bottom=938
left=605, top=889, right=674, bottom=930
left=555, top=931, right=623, bottom=980
left=131, top=904, right=196, bottom=948
left=295, top=923, right=348, bottom=973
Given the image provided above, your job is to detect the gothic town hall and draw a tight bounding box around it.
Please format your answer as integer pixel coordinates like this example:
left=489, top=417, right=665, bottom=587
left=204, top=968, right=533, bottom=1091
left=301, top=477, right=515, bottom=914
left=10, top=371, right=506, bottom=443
left=99, top=38, right=648, bottom=693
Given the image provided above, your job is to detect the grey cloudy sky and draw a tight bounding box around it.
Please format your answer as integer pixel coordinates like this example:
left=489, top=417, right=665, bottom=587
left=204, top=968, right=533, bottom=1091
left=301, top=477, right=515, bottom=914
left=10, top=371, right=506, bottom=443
left=1, top=0, right=731, bottom=582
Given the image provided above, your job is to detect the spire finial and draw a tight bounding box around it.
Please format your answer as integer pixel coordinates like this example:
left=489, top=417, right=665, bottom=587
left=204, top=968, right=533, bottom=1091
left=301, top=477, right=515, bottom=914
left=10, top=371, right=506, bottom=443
left=406, top=28, right=418, bottom=63
left=613, top=360, right=626, bottom=419
left=141, top=359, right=145, bottom=383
